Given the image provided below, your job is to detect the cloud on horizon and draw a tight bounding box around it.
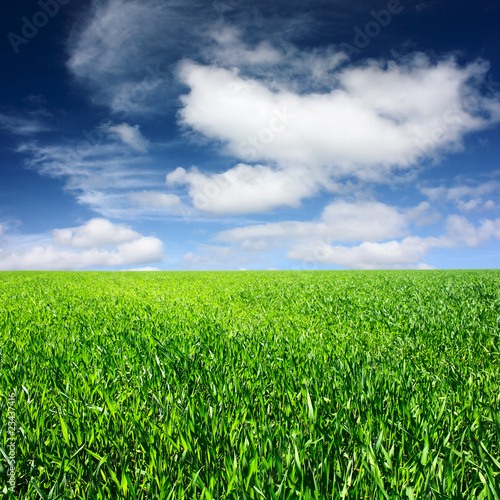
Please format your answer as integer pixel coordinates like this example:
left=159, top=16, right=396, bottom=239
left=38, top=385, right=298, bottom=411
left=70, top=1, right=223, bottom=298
left=0, top=218, right=164, bottom=271
left=2, top=0, right=500, bottom=271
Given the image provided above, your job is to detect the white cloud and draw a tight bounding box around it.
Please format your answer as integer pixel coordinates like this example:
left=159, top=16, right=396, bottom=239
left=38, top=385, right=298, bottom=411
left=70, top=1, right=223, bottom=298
left=0, top=219, right=164, bottom=271
left=166, top=163, right=326, bottom=214
left=18, top=142, right=158, bottom=190
left=210, top=193, right=500, bottom=269
left=167, top=47, right=500, bottom=215
left=52, top=218, right=142, bottom=248
left=217, top=200, right=420, bottom=245
left=178, top=55, right=500, bottom=171
left=76, top=191, right=136, bottom=219
left=321, top=201, right=412, bottom=241
left=421, top=180, right=500, bottom=212
left=114, top=236, right=164, bottom=264
left=208, top=27, right=283, bottom=68
left=445, top=215, right=500, bottom=247
left=67, top=0, right=168, bottom=99
left=128, top=191, right=181, bottom=209
left=107, top=123, right=149, bottom=152
left=287, top=237, right=438, bottom=270
left=286, top=215, right=500, bottom=270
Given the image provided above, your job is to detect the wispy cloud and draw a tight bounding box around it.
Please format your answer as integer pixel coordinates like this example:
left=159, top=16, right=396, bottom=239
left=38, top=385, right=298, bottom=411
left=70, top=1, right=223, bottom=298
left=0, top=111, right=51, bottom=135
left=421, top=179, right=500, bottom=212
left=15, top=141, right=182, bottom=218
left=128, top=190, right=181, bottom=209
left=107, top=123, right=149, bottom=152
left=66, top=0, right=210, bottom=114
left=17, top=141, right=158, bottom=187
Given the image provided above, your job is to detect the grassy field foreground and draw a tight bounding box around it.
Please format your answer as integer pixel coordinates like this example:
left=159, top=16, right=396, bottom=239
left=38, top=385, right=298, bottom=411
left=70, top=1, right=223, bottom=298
left=0, top=270, right=499, bottom=499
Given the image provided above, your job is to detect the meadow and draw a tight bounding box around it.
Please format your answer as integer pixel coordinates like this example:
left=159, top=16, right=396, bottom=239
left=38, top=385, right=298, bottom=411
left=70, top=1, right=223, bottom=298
left=0, top=270, right=499, bottom=499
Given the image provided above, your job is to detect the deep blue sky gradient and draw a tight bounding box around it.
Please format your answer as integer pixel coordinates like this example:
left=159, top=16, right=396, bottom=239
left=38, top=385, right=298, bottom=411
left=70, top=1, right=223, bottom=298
left=0, top=0, right=499, bottom=270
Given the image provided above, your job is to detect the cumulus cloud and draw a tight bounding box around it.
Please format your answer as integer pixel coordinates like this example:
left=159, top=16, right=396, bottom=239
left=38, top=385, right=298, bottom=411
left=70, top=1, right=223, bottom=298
left=178, top=55, right=500, bottom=172
left=211, top=195, right=500, bottom=269
left=0, top=219, right=164, bottom=271
left=52, top=218, right=142, bottom=248
left=107, top=123, right=149, bottom=152
left=286, top=215, right=500, bottom=270
left=170, top=48, right=500, bottom=216
left=217, top=200, right=426, bottom=245
left=287, top=237, right=438, bottom=270
left=166, top=164, right=327, bottom=214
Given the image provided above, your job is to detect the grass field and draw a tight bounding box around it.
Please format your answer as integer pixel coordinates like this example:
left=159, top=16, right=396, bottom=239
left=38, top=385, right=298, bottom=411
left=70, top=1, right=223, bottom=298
left=0, top=270, right=499, bottom=499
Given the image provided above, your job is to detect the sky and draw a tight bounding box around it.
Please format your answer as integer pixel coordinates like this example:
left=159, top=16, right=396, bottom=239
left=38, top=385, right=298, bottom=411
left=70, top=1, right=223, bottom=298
left=0, top=0, right=500, bottom=271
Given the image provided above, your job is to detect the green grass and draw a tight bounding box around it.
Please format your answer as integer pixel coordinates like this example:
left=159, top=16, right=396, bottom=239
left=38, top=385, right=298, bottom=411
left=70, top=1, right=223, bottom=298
left=0, top=270, right=499, bottom=499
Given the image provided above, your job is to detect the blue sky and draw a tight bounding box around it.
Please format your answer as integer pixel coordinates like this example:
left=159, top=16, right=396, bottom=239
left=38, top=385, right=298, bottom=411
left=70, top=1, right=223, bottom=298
left=0, top=0, right=499, bottom=270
